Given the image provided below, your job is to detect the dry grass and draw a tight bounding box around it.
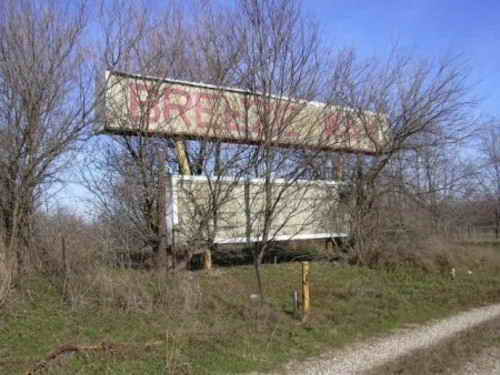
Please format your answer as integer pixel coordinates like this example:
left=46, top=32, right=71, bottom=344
left=2, top=240, right=500, bottom=374
left=60, top=264, right=202, bottom=314
left=0, top=253, right=12, bottom=308
left=354, top=234, right=500, bottom=274
left=0, top=239, right=15, bottom=309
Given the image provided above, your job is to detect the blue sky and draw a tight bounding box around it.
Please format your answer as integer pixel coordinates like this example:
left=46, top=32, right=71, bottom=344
left=304, top=0, right=500, bottom=117
left=57, top=0, right=500, bottom=215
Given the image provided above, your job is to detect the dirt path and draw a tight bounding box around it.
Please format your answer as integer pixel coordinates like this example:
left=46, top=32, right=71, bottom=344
left=268, top=303, right=500, bottom=375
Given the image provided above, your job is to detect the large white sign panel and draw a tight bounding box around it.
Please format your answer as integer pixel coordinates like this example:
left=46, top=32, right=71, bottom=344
left=101, top=71, right=387, bottom=154
left=166, top=176, right=348, bottom=245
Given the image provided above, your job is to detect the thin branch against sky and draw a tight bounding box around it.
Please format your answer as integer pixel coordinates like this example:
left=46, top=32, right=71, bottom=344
left=47, top=0, right=498, bottom=215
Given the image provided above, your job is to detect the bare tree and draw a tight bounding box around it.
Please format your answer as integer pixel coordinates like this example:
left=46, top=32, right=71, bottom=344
left=83, top=1, right=186, bottom=268
left=86, top=1, right=478, bottom=297
left=385, top=141, right=478, bottom=237
left=332, top=52, right=477, bottom=262
left=477, top=123, right=500, bottom=238
left=205, top=0, right=343, bottom=301
left=84, top=0, right=248, bottom=269
left=0, top=0, right=90, bottom=274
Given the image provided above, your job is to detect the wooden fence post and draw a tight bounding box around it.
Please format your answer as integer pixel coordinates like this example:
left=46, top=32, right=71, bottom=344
left=292, top=289, right=299, bottom=318
left=204, top=249, right=212, bottom=270
left=302, top=261, right=310, bottom=316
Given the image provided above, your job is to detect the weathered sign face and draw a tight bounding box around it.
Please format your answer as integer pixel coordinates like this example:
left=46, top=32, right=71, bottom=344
left=101, top=71, right=387, bottom=154
left=167, top=175, right=349, bottom=245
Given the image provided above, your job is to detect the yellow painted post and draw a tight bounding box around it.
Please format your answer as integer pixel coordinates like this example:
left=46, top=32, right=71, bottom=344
left=204, top=248, right=212, bottom=270
left=302, top=261, right=310, bottom=315
left=175, top=140, right=192, bottom=176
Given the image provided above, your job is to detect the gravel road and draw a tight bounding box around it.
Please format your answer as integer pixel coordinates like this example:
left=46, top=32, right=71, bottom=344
left=455, top=346, right=500, bottom=375
left=271, top=303, right=500, bottom=375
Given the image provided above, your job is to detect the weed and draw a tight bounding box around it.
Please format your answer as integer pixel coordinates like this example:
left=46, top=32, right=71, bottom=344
left=2, top=242, right=500, bottom=374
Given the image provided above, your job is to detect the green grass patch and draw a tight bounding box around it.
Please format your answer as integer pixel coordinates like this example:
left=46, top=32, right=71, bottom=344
left=2, top=255, right=500, bottom=374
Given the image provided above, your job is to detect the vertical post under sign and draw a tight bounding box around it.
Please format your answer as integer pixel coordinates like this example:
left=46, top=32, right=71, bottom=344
left=175, top=139, right=212, bottom=270
left=175, top=140, right=192, bottom=176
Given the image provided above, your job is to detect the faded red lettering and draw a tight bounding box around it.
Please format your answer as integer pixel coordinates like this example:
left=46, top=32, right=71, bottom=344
left=163, top=88, right=193, bottom=128
left=324, top=113, right=342, bottom=138
left=347, top=117, right=363, bottom=140
left=251, top=115, right=265, bottom=138
left=129, top=83, right=161, bottom=123
left=236, top=97, right=254, bottom=137
left=285, top=128, right=301, bottom=139
left=365, top=118, right=379, bottom=138
left=195, top=93, right=219, bottom=129
left=224, top=100, right=241, bottom=133
left=249, top=97, right=276, bottom=139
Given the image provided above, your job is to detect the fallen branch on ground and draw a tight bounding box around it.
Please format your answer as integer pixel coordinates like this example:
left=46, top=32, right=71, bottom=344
left=25, top=340, right=164, bottom=374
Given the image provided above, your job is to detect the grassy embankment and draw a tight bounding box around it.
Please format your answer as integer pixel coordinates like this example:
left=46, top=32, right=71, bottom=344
left=1, top=241, right=500, bottom=374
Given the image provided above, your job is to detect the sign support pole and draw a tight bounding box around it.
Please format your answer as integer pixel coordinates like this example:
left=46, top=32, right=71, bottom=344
left=174, top=139, right=212, bottom=270
left=175, top=140, right=192, bottom=175
left=158, top=150, right=169, bottom=269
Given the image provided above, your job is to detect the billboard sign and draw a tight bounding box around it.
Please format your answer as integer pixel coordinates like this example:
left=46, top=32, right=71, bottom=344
left=166, top=175, right=349, bottom=245
left=100, top=71, right=387, bottom=154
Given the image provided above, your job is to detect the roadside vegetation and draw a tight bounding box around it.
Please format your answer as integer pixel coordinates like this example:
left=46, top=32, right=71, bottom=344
left=366, top=301, right=500, bottom=375
left=1, top=241, right=500, bottom=374
left=0, top=0, right=499, bottom=374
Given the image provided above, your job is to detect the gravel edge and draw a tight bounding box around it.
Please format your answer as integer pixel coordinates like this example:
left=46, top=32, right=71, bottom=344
left=272, top=303, right=500, bottom=375
left=456, top=346, right=500, bottom=375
